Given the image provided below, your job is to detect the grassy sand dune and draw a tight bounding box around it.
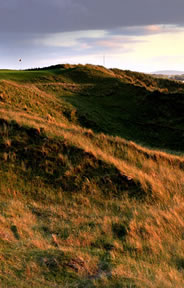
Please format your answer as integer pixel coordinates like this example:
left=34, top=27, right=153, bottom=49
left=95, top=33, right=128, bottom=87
left=1, top=65, right=184, bottom=287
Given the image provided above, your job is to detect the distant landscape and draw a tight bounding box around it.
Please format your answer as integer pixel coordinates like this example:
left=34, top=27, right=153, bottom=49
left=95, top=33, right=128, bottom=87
left=153, top=70, right=184, bottom=75
left=152, top=70, right=184, bottom=82
left=1, top=64, right=184, bottom=287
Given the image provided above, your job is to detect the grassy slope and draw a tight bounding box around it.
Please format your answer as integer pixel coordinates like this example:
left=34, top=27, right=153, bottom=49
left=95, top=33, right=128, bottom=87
left=1, top=65, right=184, bottom=287
left=3, top=64, right=183, bottom=150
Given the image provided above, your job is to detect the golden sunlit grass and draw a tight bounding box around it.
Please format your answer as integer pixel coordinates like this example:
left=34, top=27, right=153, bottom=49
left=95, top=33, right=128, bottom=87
left=1, top=65, right=184, bottom=287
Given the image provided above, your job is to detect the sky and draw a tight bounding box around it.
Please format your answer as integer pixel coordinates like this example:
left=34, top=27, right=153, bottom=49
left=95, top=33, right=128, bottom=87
left=1, top=0, right=184, bottom=72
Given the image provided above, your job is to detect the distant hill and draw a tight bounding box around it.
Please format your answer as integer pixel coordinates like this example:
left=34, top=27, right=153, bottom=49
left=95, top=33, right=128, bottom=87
left=153, top=70, right=184, bottom=76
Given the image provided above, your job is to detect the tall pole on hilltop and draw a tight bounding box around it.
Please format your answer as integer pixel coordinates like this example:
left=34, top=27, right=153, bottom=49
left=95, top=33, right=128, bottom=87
left=103, top=55, right=106, bottom=67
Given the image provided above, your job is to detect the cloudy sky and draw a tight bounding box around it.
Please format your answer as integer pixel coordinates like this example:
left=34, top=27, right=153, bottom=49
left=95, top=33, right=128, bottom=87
left=1, top=0, right=184, bottom=72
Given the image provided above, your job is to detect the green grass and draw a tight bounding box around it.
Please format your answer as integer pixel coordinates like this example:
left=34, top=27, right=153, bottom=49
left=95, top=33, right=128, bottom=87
left=1, top=64, right=184, bottom=287
left=0, top=69, right=65, bottom=83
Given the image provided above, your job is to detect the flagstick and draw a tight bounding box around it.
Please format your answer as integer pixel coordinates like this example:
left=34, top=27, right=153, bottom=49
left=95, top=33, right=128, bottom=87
left=19, top=59, right=22, bottom=70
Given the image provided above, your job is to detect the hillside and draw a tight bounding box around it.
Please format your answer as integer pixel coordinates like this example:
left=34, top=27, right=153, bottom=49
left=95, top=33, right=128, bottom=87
left=1, top=65, right=184, bottom=287
left=1, top=64, right=184, bottom=151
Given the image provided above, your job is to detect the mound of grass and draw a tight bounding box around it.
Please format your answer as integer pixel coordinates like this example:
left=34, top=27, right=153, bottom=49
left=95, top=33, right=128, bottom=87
left=10, top=63, right=183, bottom=151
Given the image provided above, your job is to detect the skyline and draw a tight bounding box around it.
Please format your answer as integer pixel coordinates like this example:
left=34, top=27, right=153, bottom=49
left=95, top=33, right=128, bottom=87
left=1, top=0, right=184, bottom=72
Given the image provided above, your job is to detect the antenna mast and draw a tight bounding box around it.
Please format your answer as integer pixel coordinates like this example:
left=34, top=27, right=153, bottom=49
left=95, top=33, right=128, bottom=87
left=103, top=55, right=106, bottom=67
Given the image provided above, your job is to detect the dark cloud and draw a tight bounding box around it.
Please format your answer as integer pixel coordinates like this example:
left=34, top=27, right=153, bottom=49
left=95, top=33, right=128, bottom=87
left=0, top=0, right=184, bottom=33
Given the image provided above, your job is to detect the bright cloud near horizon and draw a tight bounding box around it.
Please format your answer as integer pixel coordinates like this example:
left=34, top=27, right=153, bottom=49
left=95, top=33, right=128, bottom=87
left=1, top=0, right=184, bottom=73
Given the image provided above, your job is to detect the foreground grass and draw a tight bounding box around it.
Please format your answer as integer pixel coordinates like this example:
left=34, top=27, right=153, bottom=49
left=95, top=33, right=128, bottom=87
left=1, top=65, right=184, bottom=287
left=1, top=118, right=184, bottom=287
